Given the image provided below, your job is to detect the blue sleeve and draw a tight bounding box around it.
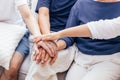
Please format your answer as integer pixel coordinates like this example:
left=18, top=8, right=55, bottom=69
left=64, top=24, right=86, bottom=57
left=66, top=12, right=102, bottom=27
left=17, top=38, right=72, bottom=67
left=35, top=0, right=51, bottom=13
left=60, top=2, right=80, bottom=48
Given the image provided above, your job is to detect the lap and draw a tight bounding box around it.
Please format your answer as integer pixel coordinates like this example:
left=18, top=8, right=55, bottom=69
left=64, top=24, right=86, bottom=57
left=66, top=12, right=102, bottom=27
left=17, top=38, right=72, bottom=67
left=66, top=62, right=87, bottom=80
left=66, top=61, right=120, bottom=80
left=82, top=61, right=120, bottom=80
left=15, top=31, right=30, bottom=58
left=25, top=45, right=76, bottom=80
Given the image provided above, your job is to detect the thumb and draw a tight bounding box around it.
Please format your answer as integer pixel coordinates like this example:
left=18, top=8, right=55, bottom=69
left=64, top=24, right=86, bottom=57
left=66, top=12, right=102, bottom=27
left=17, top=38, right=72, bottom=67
left=33, top=36, right=42, bottom=43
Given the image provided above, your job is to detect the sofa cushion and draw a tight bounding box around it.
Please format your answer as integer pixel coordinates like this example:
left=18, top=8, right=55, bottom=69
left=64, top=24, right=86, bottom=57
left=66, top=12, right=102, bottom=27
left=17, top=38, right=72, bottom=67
left=0, top=22, right=27, bottom=70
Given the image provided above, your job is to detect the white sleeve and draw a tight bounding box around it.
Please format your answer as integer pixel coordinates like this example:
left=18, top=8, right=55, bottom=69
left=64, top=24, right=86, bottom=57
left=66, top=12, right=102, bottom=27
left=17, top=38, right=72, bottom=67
left=87, top=17, right=120, bottom=39
left=15, top=0, right=28, bottom=7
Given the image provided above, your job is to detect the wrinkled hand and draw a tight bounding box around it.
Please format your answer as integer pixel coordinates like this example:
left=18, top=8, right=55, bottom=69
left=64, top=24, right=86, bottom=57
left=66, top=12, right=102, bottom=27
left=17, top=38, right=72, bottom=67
left=49, top=52, right=58, bottom=65
left=36, top=40, right=57, bottom=57
left=33, top=40, right=58, bottom=65
left=34, top=48, right=58, bottom=65
left=33, top=47, right=50, bottom=64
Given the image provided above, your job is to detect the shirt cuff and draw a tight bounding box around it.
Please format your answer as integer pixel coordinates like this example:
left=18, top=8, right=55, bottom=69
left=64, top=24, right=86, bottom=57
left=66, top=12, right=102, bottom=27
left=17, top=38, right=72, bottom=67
left=59, top=37, right=74, bottom=49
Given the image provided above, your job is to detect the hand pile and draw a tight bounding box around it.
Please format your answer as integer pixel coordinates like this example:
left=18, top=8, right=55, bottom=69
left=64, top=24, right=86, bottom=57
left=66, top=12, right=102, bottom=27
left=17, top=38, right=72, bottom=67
left=33, top=36, right=58, bottom=65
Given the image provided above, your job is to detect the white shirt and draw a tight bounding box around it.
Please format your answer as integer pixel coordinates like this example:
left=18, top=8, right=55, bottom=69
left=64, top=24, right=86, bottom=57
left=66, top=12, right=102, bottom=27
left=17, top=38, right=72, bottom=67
left=87, top=17, right=120, bottom=39
left=0, top=0, right=28, bottom=27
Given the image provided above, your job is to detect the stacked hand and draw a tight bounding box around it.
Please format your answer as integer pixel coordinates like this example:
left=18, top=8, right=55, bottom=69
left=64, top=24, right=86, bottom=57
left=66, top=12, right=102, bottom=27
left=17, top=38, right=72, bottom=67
left=40, top=32, right=60, bottom=41
left=33, top=36, right=58, bottom=65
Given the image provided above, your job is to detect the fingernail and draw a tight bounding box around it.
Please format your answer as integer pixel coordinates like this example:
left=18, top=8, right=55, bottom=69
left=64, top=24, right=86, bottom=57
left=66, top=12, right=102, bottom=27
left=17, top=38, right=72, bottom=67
left=41, top=61, right=44, bottom=63
left=44, top=59, right=47, bottom=61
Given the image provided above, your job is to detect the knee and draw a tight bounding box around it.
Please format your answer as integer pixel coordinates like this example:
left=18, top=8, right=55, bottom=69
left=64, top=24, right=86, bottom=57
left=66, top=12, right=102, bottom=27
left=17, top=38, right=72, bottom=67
left=9, top=66, right=18, bottom=78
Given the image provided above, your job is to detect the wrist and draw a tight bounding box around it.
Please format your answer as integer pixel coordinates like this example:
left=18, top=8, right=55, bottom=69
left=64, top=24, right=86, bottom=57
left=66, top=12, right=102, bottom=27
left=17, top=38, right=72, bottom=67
left=56, top=40, right=66, bottom=51
left=57, top=31, right=63, bottom=39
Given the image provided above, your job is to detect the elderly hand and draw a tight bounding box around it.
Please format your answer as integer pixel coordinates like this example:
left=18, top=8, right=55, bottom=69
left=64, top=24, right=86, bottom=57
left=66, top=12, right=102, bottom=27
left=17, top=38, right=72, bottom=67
left=33, top=40, right=58, bottom=65
left=37, top=40, right=57, bottom=57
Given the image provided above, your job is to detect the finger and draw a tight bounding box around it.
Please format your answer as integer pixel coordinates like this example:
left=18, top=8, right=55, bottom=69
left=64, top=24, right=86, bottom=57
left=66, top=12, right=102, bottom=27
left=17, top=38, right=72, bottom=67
left=33, top=43, right=39, bottom=61
left=45, top=41, right=55, bottom=57
left=33, top=48, right=40, bottom=61
left=34, top=43, right=39, bottom=54
left=49, top=41, right=57, bottom=56
left=50, top=53, right=58, bottom=65
left=42, top=53, right=50, bottom=65
left=36, top=48, right=42, bottom=64
left=33, top=37, right=41, bottom=43
left=48, top=41, right=58, bottom=57
left=38, top=41, right=53, bottom=57
left=41, top=49, right=46, bottom=64
left=33, top=51, right=37, bottom=61
left=36, top=54, right=41, bottom=64
left=44, top=53, right=50, bottom=62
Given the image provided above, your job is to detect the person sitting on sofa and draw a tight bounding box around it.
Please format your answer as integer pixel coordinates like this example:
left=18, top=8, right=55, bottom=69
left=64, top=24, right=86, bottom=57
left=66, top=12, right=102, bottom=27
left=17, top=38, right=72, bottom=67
left=40, top=16, right=120, bottom=80
left=25, top=1, right=80, bottom=80
left=32, top=0, right=78, bottom=64
left=0, top=0, right=42, bottom=80
left=25, top=0, right=78, bottom=80
left=30, top=0, right=120, bottom=80
left=40, top=17, right=120, bottom=41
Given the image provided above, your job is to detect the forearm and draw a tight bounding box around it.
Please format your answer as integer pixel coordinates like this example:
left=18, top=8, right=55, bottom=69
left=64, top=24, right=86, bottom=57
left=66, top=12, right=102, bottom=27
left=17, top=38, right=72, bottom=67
left=58, top=24, right=92, bottom=38
left=38, top=14, right=50, bottom=34
left=19, top=5, right=41, bottom=36
left=24, top=15, right=41, bottom=36
left=38, top=7, right=50, bottom=34
left=58, top=16, right=120, bottom=40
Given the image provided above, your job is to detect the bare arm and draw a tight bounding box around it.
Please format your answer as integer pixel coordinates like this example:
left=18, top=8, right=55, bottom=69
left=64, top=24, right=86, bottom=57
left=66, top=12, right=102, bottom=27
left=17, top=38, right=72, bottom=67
left=41, top=24, right=92, bottom=41
left=35, top=24, right=91, bottom=50
left=59, top=24, right=92, bottom=38
left=41, top=16, right=120, bottom=40
left=54, top=25, right=91, bottom=50
left=18, top=4, right=41, bottom=36
left=38, top=7, right=50, bottom=34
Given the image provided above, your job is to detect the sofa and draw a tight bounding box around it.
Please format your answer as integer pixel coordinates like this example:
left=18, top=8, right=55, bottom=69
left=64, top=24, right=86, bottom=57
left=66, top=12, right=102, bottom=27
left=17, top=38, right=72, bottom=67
left=17, top=42, right=67, bottom=80
left=0, top=0, right=67, bottom=80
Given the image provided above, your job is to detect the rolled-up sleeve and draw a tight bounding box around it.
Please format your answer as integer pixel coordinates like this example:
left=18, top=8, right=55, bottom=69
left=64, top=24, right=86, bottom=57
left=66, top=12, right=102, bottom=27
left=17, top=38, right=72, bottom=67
left=87, top=17, right=120, bottom=39
left=35, top=0, right=51, bottom=13
left=60, top=37, right=75, bottom=49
